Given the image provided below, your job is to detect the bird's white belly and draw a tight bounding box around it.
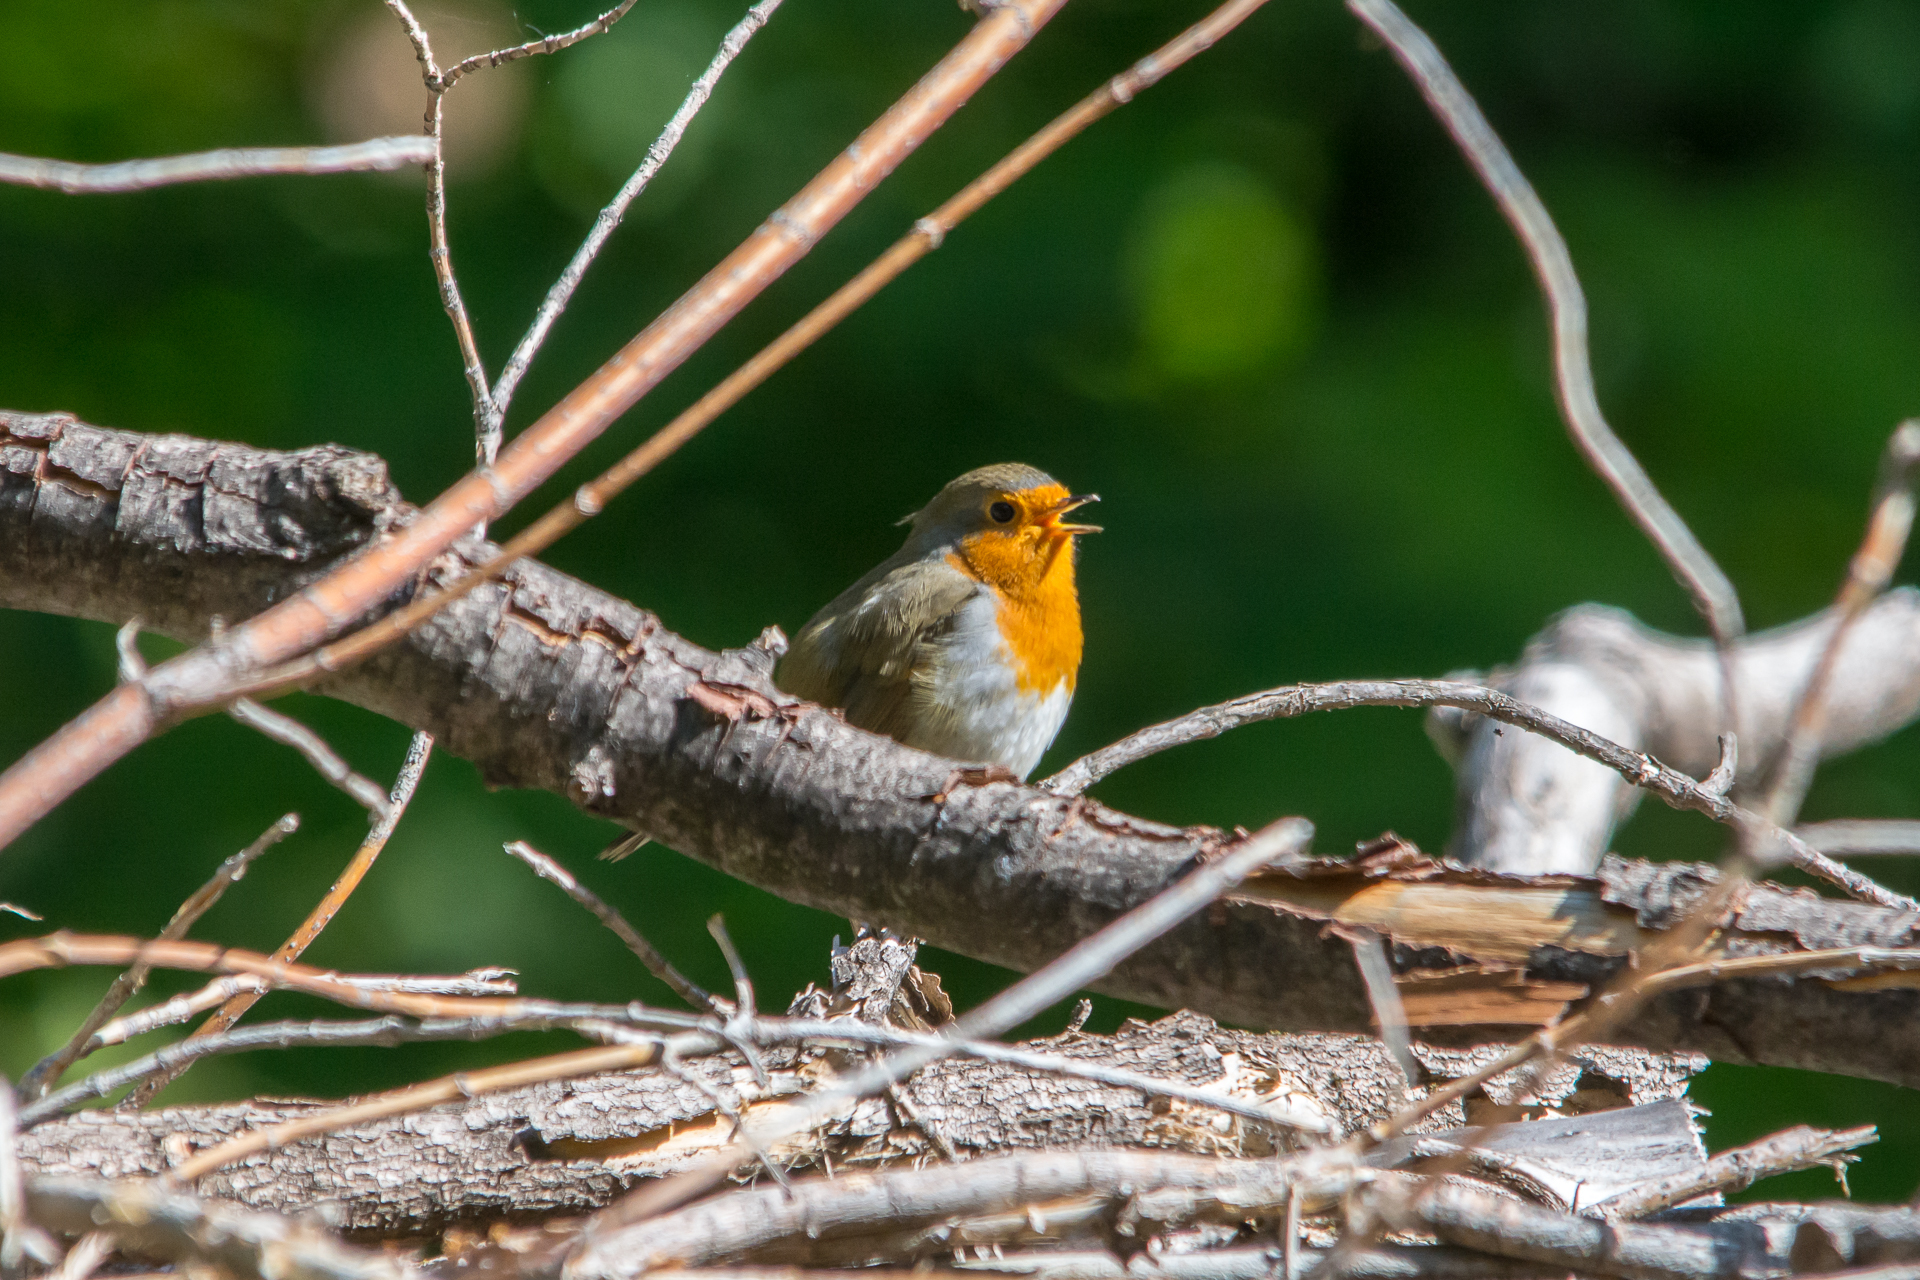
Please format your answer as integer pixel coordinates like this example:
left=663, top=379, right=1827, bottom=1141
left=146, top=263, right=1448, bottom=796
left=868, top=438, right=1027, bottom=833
left=919, top=592, right=1073, bottom=779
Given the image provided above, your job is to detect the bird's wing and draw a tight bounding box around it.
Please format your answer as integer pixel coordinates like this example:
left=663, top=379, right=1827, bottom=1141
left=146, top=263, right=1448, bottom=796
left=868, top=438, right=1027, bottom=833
left=778, top=556, right=980, bottom=742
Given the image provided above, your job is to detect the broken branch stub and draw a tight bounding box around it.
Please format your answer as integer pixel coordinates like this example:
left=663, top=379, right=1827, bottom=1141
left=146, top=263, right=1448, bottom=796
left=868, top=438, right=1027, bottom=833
left=1433, top=597, right=1920, bottom=874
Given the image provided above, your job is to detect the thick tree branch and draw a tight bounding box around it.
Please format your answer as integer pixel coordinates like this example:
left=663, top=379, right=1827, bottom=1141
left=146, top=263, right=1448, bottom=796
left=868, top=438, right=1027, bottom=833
left=8, top=414, right=1920, bottom=1085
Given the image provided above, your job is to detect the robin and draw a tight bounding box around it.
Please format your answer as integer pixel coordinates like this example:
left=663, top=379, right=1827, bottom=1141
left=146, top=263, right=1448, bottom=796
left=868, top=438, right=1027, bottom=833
left=777, top=463, right=1099, bottom=779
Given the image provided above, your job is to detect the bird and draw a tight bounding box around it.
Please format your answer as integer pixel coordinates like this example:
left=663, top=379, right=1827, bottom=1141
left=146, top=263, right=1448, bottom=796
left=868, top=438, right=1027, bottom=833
left=777, top=463, right=1099, bottom=780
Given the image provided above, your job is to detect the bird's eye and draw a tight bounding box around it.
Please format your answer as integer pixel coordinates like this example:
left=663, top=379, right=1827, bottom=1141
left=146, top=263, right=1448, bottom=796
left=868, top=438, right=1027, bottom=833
left=988, top=500, right=1017, bottom=524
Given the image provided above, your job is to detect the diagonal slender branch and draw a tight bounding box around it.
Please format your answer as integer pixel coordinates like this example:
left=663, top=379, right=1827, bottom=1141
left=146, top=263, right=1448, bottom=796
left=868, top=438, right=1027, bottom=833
left=226, top=700, right=389, bottom=819
left=18, top=815, right=298, bottom=1101
left=0, top=138, right=436, bottom=193
left=1346, top=0, right=1744, bottom=716
left=504, top=840, right=715, bottom=1010
left=1046, top=676, right=1917, bottom=911
left=484, top=0, right=787, bottom=443
left=127, top=732, right=432, bottom=1105
left=0, top=0, right=1070, bottom=855
left=1588, top=1123, right=1876, bottom=1221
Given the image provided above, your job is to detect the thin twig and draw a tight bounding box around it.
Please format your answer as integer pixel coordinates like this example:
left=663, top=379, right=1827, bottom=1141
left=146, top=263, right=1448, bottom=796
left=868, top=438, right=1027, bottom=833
left=485, top=0, right=787, bottom=439
left=440, top=0, right=640, bottom=89
left=1760, top=422, right=1920, bottom=837
left=1588, top=1123, right=1876, bottom=1220
left=233, top=0, right=1271, bottom=702
left=128, top=733, right=433, bottom=1103
left=581, top=816, right=1315, bottom=1231
left=19, top=814, right=298, bottom=1099
left=505, top=840, right=714, bottom=1009
left=1345, top=0, right=1743, bottom=656
left=0, top=0, right=1069, bottom=850
left=1046, top=677, right=1920, bottom=911
left=48, top=1231, right=112, bottom=1280
left=707, top=915, right=756, bottom=1020
left=383, top=1, right=496, bottom=444
left=0, top=137, right=436, bottom=193
left=227, top=700, right=390, bottom=819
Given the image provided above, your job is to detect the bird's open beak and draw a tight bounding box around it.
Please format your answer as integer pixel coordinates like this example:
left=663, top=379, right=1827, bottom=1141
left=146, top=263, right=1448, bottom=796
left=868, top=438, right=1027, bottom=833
left=1045, top=493, right=1101, bottom=535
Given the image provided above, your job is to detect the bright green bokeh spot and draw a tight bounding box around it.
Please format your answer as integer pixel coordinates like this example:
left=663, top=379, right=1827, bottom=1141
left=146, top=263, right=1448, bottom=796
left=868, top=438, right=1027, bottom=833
left=1125, top=163, right=1317, bottom=383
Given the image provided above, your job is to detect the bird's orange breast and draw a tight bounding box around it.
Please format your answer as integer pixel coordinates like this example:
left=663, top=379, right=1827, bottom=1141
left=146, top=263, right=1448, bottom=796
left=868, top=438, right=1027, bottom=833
left=949, top=522, right=1083, bottom=697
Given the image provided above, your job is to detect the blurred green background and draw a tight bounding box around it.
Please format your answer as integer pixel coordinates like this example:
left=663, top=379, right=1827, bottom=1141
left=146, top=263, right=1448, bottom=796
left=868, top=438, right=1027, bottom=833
left=3, top=0, right=1918, bottom=1203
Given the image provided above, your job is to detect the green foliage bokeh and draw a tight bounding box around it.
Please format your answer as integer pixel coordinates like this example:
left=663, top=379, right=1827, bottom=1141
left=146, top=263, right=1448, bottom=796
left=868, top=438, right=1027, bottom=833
left=3, top=0, right=1918, bottom=1199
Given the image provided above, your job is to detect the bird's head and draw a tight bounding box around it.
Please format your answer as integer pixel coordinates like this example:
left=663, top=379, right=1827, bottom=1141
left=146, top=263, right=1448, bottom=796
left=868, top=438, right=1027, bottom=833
left=903, top=463, right=1099, bottom=592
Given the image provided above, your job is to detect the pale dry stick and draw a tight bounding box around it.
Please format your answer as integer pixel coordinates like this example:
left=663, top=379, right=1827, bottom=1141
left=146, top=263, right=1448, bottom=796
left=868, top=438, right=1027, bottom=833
left=484, top=0, right=786, bottom=442
left=128, top=732, right=434, bottom=1104
left=232, top=0, right=1273, bottom=698
left=227, top=700, right=390, bottom=819
left=0, top=137, right=436, bottom=193
left=167, top=1036, right=693, bottom=1184
left=0, top=1079, right=59, bottom=1270
left=1346, top=0, right=1743, bottom=657
left=92, top=967, right=516, bottom=1049
left=1047, top=677, right=1918, bottom=911
left=1798, top=819, right=1920, bottom=856
left=1347, top=930, right=1417, bottom=1094
left=505, top=841, right=714, bottom=1009
left=19, top=814, right=299, bottom=1100
left=0, top=0, right=1068, bottom=852
left=1759, top=422, right=1920, bottom=842
left=384, top=1, right=496, bottom=444
left=440, top=0, right=640, bottom=89
left=579, top=817, right=1316, bottom=1233
left=20, top=1013, right=659, bottom=1126
left=1588, top=1123, right=1875, bottom=1221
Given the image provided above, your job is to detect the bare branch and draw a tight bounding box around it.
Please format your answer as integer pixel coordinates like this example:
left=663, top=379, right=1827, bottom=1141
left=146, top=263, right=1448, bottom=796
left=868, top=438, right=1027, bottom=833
left=1345, top=0, right=1742, bottom=652
left=440, top=0, right=640, bottom=89
left=485, top=0, right=787, bottom=437
left=0, top=137, right=435, bottom=193
left=505, top=840, right=714, bottom=1009
left=19, top=814, right=298, bottom=1100
left=1049, top=675, right=1917, bottom=910
left=130, top=732, right=433, bottom=1103
left=1589, top=1123, right=1876, bottom=1221
left=227, top=699, right=390, bottom=819
left=1761, top=421, right=1920, bottom=833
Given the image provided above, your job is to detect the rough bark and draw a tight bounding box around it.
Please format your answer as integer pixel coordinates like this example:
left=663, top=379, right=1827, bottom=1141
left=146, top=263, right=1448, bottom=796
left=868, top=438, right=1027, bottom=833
left=7, top=411, right=1920, bottom=1084
left=11, top=1010, right=1698, bottom=1236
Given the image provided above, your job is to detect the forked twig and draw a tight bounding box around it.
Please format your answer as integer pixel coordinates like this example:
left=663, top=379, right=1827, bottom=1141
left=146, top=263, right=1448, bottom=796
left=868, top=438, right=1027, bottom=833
left=127, top=732, right=433, bottom=1104
left=19, top=814, right=299, bottom=1100
left=504, top=841, right=714, bottom=1010
left=440, top=0, right=640, bottom=89
left=0, top=137, right=436, bottom=193
left=485, top=0, right=787, bottom=443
